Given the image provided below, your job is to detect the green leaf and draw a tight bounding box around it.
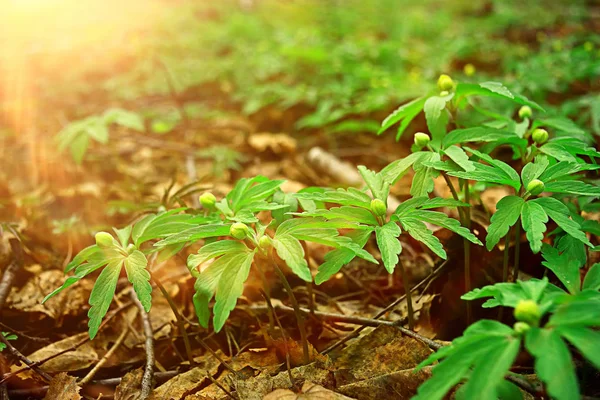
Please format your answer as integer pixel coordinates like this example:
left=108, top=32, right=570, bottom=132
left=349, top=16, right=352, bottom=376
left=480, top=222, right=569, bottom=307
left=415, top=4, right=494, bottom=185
left=380, top=152, right=430, bottom=185
left=486, top=196, right=524, bottom=251
left=461, top=278, right=562, bottom=310
left=583, top=263, right=600, bottom=291
left=88, top=259, right=122, bottom=339
left=155, top=224, right=232, bottom=247
left=295, top=187, right=372, bottom=209
left=424, top=94, right=452, bottom=148
left=400, top=218, right=446, bottom=258
left=64, top=244, right=100, bottom=273
left=541, top=244, right=581, bottom=294
left=557, top=326, right=600, bottom=370
left=548, top=296, right=600, bottom=327
left=70, top=133, right=89, bottom=164
left=103, top=108, right=145, bottom=132
left=188, top=240, right=248, bottom=273
left=378, top=97, right=426, bottom=140
left=406, top=210, right=482, bottom=245
left=443, top=127, right=521, bottom=148
left=357, top=165, right=389, bottom=201
left=544, top=181, right=600, bottom=196
left=521, top=202, right=548, bottom=254
left=410, top=153, right=440, bottom=197
left=124, top=250, right=151, bottom=312
left=444, top=145, right=474, bottom=172
left=272, top=235, right=311, bottom=282
left=455, top=82, right=544, bottom=111
left=533, top=197, right=592, bottom=247
left=298, top=206, right=378, bottom=226
left=539, top=142, right=577, bottom=162
left=315, top=229, right=374, bottom=285
left=375, top=222, right=402, bottom=273
left=525, top=328, right=579, bottom=400
left=461, top=336, right=520, bottom=400
left=539, top=162, right=600, bottom=182
left=520, top=156, right=549, bottom=188
left=213, top=249, right=255, bottom=332
left=113, top=225, right=132, bottom=247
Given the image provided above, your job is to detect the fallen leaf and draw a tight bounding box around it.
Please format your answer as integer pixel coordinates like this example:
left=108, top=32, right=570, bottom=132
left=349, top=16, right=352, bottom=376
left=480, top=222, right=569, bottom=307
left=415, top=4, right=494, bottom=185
left=115, top=368, right=144, bottom=400
left=263, top=381, right=354, bottom=400
left=248, top=133, right=297, bottom=154
left=337, top=367, right=432, bottom=400
left=43, top=372, right=81, bottom=400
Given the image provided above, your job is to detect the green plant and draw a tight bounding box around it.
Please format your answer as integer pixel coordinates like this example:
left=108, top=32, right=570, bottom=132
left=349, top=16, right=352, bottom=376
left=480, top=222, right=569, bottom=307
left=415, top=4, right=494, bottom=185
left=0, top=332, right=17, bottom=351
left=56, top=108, right=144, bottom=164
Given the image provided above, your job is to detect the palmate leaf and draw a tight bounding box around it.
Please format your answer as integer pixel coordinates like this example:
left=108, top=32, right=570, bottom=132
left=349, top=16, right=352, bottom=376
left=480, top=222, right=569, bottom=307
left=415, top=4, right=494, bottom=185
left=443, top=127, right=521, bottom=148
left=380, top=151, right=431, bottom=185
left=548, top=294, right=600, bottom=327
left=443, top=145, right=474, bottom=172
left=583, top=263, right=600, bottom=291
left=414, top=320, right=519, bottom=400
left=357, top=165, right=390, bottom=201
left=272, top=234, right=311, bottom=281
left=399, top=218, right=446, bottom=259
left=188, top=240, right=247, bottom=274
left=193, top=248, right=254, bottom=330
left=521, top=201, right=548, bottom=254
left=520, top=156, right=549, bottom=188
left=455, top=82, right=544, bottom=111
left=132, top=209, right=204, bottom=246
left=298, top=206, right=378, bottom=225
left=544, top=181, right=600, bottom=196
left=557, top=326, right=600, bottom=370
left=486, top=196, right=524, bottom=251
left=88, top=259, right=122, bottom=339
left=532, top=197, right=592, bottom=247
left=378, top=96, right=426, bottom=140
left=424, top=93, right=453, bottom=148
left=375, top=221, right=402, bottom=273
left=315, top=229, right=375, bottom=285
left=124, top=250, right=152, bottom=312
left=405, top=210, right=482, bottom=245
left=525, top=328, right=580, bottom=400
left=274, top=217, right=361, bottom=247
left=411, top=153, right=440, bottom=197
left=539, top=162, right=600, bottom=182
left=294, top=187, right=372, bottom=209
left=155, top=224, right=232, bottom=247
left=541, top=244, right=581, bottom=295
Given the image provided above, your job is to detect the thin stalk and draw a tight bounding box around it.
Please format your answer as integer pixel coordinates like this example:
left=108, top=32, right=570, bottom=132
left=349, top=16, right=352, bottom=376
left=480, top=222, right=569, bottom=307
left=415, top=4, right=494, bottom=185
left=441, top=172, right=465, bottom=221
left=398, top=259, right=415, bottom=330
left=300, top=241, right=315, bottom=314
left=151, top=275, right=195, bottom=367
left=270, top=252, right=310, bottom=365
left=462, top=179, right=472, bottom=325
left=499, top=227, right=513, bottom=321
left=513, top=220, right=522, bottom=282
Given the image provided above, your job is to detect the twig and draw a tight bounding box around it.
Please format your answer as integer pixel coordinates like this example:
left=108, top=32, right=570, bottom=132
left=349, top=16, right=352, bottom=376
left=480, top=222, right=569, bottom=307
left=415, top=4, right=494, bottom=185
left=205, top=371, right=237, bottom=400
left=398, top=259, right=415, bottom=330
left=261, top=290, right=294, bottom=387
left=0, top=239, right=24, bottom=311
left=0, top=333, right=52, bottom=382
left=131, top=290, right=154, bottom=399
left=79, top=325, right=130, bottom=385
left=321, top=260, right=447, bottom=354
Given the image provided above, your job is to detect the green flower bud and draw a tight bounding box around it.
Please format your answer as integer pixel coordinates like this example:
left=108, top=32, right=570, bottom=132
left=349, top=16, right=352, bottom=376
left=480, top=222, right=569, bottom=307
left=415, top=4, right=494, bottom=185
left=126, top=243, right=136, bottom=254
left=439, top=90, right=449, bottom=96
left=199, top=192, right=217, bottom=209
left=513, top=321, right=531, bottom=335
left=258, top=235, right=272, bottom=249
left=463, top=63, right=476, bottom=77
left=527, top=179, right=545, bottom=196
left=95, top=232, right=114, bottom=248
left=437, top=74, right=455, bottom=91
left=370, top=199, right=387, bottom=217
left=514, top=299, right=541, bottom=325
left=230, top=223, right=249, bottom=240
left=414, top=132, right=431, bottom=148
left=518, top=106, right=532, bottom=119
left=532, top=128, right=548, bottom=145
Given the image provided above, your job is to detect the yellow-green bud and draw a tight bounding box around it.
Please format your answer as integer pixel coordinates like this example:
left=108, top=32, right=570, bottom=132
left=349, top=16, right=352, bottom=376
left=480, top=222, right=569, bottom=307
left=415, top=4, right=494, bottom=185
left=126, top=244, right=136, bottom=254
left=518, top=106, right=532, bottom=119
left=414, top=132, right=431, bottom=148
left=527, top=179, right=545, bottom=196
left=370, top=199, right=387, bottom=217
left=463, top=63, right=476, bottom=77
left=199, top=192, right=217, bottom=209
left=439, top=90, right=449, bottom=96
left=258, top=235, right=272, bottom=249
left=532, top=128, right=548, bottom=145
left=513, top=321, right=531, bottom=335
left=437, top=74, right=455, bottom=91
left=230, top=223, right=249, bottom=240
left=514, top=299, right=541, bottom=325
left=95, top=232, right=114, bottom=248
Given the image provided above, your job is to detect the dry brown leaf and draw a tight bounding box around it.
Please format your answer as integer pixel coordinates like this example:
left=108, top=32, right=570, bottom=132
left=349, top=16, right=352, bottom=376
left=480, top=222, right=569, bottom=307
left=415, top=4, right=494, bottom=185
left=337, top=367, right=432, bottom=400
left=332, top=325, right=432, bottom=386
left=263, top=381, right=354, bottom=400
left=115, top=368, right=144, bottom=400
left=150, top=351, right=222, bottom=400
left=12, top=332, right=98, bottom=378
left=43, top=372, right=81, bottom=400
left=7, top=269, right=91, bottom=319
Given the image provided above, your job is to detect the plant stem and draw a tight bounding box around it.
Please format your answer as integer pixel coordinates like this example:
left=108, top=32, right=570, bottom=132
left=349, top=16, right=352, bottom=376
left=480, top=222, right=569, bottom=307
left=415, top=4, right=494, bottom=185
left=398, top=259, right=415, bottom=330
left=270, top=252, right=310, bottom=365
left=151, top=275, right=195, bottom=367
left=131, top=290, right=155, bottom=399
left=502, top=228, right=513, bottom=283
left=512, top=219, right=522, bottom=282
left=441, top=172, right=465, bottom=221
left=462, top=179, right=472, bottom=325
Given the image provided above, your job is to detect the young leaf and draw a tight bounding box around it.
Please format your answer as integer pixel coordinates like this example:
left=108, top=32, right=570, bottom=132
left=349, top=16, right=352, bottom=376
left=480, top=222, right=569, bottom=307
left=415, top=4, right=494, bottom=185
left=455, top=82, right=544, bottom=111
left=443, top=145, right=474, bottom=172
left=378, top=97, right=426, bottom=140
left=357, top=165, right=390, bottom=201
left=443, top=127, right=520, bottom=148
left=188, top=240, right=247, bottom=273
left=557, top=326, right=600, bottom=370
left=272, top=235, right=311, bottom=282
left=520, top=156, right=549, bottom=188
left=375, top=222, right=402, bottom=273
left=124, top=250, right=151, bottom=311
left=399, top=218, right=446, bottom=259
left=541, top=244, right=581, bottom=294
left=486, top=196, right=524, bottom=251
left=543, top=181, right=600, bottom=196
left=521, top=201, right=548, bottom=254
left=213, top=249, right=255, bottom=332
left=582, top=263, right=600, bottom=291
left=525, top=328, right=580, bottom=400
left=155, top=224, right=232, bottom=247
left=88, top=260, right=122, bottom=339
left=380, top=152, right=431, bottom=185
left=295, top=188, right=372, bottom=209
left=406, top=210, right=482, bottom=245
left=532, top=197, right=592, bottom=247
